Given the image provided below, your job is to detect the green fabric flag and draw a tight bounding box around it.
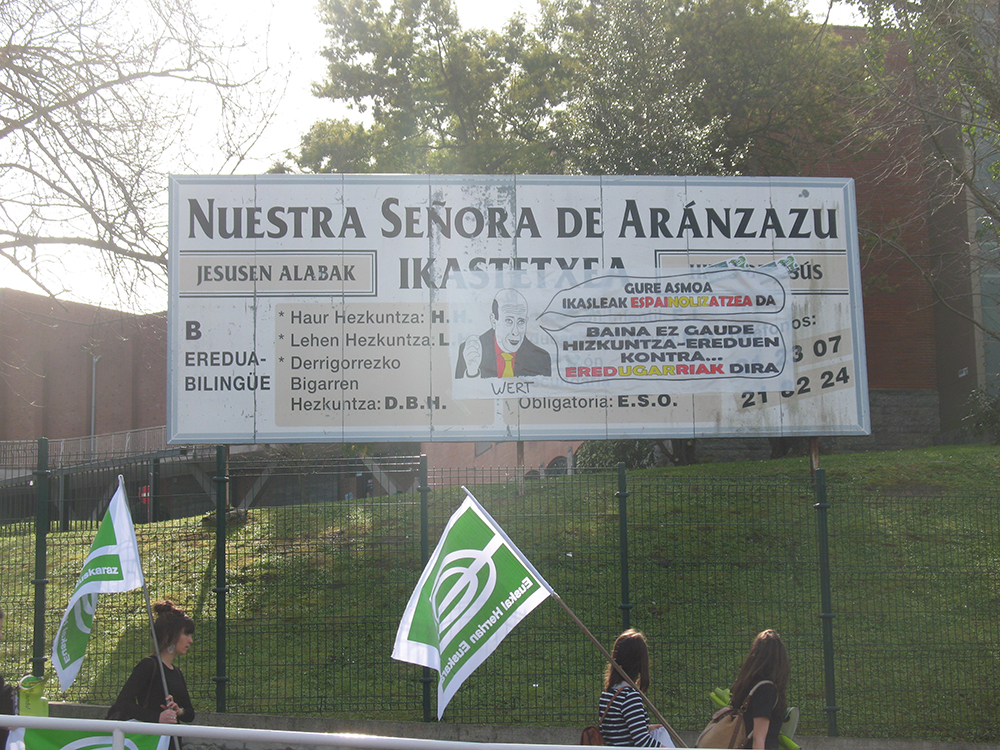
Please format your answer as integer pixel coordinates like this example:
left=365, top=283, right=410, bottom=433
left=52, top=476, right=145, bottom=692
left=392, top=488, right=552, bottom=719
left=6, top=727, right=168, bottom=750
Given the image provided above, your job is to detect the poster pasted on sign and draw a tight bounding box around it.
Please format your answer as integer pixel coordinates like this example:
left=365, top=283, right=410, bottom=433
left=167, top=175, right=869, bottom=443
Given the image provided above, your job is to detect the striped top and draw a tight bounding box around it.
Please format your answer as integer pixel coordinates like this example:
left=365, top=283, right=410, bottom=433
left=598, top=684, right=661, bottom=747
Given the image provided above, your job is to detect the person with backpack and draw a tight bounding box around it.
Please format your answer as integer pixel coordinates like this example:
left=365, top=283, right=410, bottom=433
left=728, top=629, right=790, bottom=750
left=597, top=629, right=672, bottom=747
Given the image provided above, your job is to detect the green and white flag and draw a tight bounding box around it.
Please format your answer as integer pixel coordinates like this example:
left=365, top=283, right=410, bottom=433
left=392, top=488, right=552, bottom=719
left=52, top=475, right=145, bottom=692
left=6, top=727, right=168, bottom=750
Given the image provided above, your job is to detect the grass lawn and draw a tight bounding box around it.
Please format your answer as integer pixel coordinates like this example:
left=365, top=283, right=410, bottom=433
left=1, top=444, right=998, bottom=740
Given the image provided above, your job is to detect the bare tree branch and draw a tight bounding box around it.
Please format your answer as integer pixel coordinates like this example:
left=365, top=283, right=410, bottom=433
left=0, top=0, right=278, bottom=307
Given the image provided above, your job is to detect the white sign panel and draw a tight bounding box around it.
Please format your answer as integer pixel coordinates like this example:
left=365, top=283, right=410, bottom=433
left=167, top=175, right=869, bottom=443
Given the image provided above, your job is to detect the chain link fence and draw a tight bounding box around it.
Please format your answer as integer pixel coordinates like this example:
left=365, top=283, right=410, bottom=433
left=1, top=441, right=998, bottom=742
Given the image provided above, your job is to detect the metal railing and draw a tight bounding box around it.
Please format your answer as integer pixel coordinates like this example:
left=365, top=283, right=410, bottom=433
left=4, top=715, right=577, bottom=750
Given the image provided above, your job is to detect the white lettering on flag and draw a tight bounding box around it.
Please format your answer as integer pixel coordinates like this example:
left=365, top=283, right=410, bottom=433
left=392, top=488, right=552, bottom=719
left=52, top=476, right=145, bottom=693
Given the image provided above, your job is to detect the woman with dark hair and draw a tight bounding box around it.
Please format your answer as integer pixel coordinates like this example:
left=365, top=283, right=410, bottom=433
left=597, top=629, right=671, bottom=747
left=729, top=629, right=790, bottom=750
left=107, top=600, right=195, bottom=726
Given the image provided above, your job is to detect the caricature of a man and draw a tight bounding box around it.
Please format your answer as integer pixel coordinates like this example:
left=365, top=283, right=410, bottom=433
left=455, top=289, right=551, bottom=378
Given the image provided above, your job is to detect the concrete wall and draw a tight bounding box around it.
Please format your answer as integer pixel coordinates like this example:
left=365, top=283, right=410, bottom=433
left=696, top=388, right=944, bottom=464
left=422, top=441, right=582, bottom=477
left=51, top=703, right=1000, bottom=750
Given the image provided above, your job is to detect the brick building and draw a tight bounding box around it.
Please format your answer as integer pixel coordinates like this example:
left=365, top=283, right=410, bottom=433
left=0, top=288, right=167, bottom=441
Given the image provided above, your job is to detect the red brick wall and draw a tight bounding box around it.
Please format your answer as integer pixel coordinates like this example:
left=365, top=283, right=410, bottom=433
left=0, top=288, right=167, bottom=441
left=813, top=154, right=939, bottom=391
left=810, top=27, right=941, bottom=392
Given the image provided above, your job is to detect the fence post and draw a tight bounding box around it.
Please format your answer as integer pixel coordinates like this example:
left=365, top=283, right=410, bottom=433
left=814, top=468, right=838, bottom=736
left=213, top=446, right=230, bottom=712
left=418, top=455, right=433, bottom=722
left=616, top=462, right=632, bottom=631
left=32, top=438, right=50, bottom=677
left=149, top=458, right=161, bottom=524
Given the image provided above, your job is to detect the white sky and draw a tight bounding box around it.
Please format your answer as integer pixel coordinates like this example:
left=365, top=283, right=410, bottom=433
left=0, top=0, right=860, bottom=310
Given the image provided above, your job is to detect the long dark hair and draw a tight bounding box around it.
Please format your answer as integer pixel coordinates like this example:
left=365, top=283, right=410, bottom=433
left=152, top=600, right=194, bottom=655
left=603, top=629, right=650, bottom=691
left=730, top=629, right=789, bottom=720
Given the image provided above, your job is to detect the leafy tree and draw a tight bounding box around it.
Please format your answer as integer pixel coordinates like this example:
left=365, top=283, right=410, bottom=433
left=1, top=0, right=273, bottom=305
left=307, top=0, right=574, bottom=173
left=669, top=0, right=864, bottom=175
left=293, top=119, right=381, bottom=174
left=560, top=0, right=864, bottom=177
left=298, top=0, right=861, bottom=179
left=295, top=0, right=740, bottom=175
left=555, top=0, right=735, bottom=175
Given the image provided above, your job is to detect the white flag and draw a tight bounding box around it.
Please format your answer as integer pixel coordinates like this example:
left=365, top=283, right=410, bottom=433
left=52, top=475, right=145, bottom=692
left=392, top=488, right=552, bottom=718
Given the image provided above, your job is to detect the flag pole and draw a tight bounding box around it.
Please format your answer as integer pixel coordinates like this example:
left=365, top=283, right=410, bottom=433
left=141, top=584, right=181, bottom=750
left=550, top=591, right=687, bottom=748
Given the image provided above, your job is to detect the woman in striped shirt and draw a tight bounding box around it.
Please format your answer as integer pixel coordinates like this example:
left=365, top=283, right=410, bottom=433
left=597, top=629, right=669, bottom=747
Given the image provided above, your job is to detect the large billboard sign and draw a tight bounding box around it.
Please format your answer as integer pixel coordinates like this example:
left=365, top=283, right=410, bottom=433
left=167, top=175, right=869, bottom=444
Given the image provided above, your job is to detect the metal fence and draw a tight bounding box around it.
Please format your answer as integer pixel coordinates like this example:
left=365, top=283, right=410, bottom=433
left=1, top=440, right=998, bottom=743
